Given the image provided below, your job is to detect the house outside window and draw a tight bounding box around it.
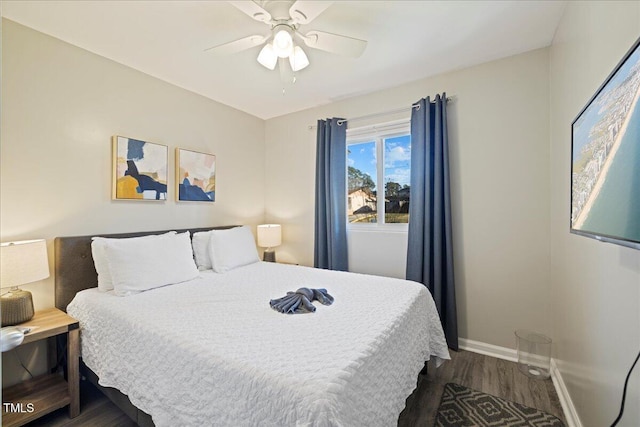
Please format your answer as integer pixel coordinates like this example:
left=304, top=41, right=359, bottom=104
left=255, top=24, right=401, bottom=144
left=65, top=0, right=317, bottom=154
left=347, top=120, right=411, bottom=227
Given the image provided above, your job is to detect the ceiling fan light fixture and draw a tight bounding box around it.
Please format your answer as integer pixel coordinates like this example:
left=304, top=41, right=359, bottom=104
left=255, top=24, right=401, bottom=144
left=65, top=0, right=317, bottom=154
left=257, top=43, right=278, bottom=70
left=212, top=1, right=366, bottom=79
left=273, top=28, right=294, bottom=58
left=289, top=45, right=309, bottom=72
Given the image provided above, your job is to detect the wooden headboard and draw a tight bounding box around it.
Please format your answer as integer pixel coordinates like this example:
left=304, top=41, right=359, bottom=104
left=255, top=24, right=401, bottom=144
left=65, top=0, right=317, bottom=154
left=54, top=226, right=237, bottom=311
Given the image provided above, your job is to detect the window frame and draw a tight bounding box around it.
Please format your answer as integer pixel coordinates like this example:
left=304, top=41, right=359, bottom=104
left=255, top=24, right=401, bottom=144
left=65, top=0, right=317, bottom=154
left=346, top=119, right=411, bottom=230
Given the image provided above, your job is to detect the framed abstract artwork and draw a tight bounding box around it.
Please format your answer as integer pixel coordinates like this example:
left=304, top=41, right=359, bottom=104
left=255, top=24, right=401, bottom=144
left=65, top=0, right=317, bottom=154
left=112, top=136, right=168, bottom=201
left=176, top=148, right=216, bottom=202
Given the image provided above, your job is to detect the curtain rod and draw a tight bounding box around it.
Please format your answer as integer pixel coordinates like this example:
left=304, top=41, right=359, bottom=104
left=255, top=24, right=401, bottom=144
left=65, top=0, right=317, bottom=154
left=307, top=96, right=453, bottom=130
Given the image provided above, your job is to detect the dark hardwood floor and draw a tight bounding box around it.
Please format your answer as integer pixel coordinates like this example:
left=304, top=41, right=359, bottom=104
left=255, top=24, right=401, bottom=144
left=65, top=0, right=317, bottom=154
left=26, top=380, right=136, bottom=427
left=26, top=350, right=565, bottom=427
left=398, top=350, right=565, bottom=426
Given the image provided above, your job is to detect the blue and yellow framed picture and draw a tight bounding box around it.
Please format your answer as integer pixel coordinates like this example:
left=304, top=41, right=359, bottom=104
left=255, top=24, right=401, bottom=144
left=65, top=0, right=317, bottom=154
left=112, top=136, right=168, bottom=201
left=176, top=148, right=216, bottom=202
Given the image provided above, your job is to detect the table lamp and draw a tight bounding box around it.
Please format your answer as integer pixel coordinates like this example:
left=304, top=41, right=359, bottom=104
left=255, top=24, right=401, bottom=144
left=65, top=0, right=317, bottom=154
left=257, top=224, right=282, bottom=262
left=1, top=239, right=50, bottom=326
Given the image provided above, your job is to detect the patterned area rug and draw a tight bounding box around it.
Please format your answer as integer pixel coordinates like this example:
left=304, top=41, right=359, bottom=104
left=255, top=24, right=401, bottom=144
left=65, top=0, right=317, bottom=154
left=434, top=383, right=565, bottom=427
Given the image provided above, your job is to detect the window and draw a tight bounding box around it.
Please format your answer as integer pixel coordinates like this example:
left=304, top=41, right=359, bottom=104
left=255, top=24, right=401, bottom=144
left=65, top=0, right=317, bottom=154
left=347, top=121, right=411, bottom=225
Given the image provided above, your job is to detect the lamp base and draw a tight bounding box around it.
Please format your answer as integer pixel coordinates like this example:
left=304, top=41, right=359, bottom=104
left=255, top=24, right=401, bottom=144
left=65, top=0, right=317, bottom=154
left=263, top=249, right=276, bottom=263
left=1, top=288, right=34, bottom=326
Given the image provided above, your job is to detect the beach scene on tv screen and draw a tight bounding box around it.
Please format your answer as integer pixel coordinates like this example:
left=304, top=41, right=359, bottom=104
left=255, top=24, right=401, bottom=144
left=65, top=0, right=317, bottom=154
left=571, top=44, right=640, bottom=243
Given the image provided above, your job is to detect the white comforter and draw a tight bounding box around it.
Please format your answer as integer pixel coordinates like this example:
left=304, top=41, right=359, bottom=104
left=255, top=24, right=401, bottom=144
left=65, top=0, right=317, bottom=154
left=67, top=262, right=449, bottom=427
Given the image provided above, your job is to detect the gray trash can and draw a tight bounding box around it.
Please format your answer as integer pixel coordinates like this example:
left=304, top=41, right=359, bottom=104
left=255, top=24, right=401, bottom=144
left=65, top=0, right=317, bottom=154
left=515, top=329, right=552, bottom=379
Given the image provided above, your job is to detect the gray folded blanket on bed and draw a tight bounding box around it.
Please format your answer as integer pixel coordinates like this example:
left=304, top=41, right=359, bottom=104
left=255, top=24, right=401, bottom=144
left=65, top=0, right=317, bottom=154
left=269, top=288, right=334, bottom=314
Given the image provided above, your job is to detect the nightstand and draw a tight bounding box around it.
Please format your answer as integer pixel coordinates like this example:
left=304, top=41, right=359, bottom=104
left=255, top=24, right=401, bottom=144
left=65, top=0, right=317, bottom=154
left=2, top=308, right=80, bottom=427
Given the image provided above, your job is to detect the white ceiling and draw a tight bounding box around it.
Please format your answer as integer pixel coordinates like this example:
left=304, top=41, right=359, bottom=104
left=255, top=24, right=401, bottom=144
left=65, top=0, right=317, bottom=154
left=2, top=1, right=567, bottom=120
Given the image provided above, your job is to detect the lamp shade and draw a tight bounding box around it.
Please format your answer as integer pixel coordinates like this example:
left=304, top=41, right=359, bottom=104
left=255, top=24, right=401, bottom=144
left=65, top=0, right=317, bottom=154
left=257, top=43, right=278, bottom=70
left=257, top=224, right=282, bottom=248
left=273, top=29, right=293, bottom=58
left=1, top=239, right=50, bottom=288
left=289, top=46, right=309, bottom=72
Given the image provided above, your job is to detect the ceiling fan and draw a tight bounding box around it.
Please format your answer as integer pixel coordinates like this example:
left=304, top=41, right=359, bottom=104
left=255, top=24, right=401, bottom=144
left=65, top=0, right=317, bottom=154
left=206, top=1, right=367, bottom=74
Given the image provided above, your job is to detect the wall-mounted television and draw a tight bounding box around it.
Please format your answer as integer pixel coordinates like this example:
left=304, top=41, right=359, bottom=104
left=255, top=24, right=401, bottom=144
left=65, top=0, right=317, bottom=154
left=570, top=36, right=640, bottom=250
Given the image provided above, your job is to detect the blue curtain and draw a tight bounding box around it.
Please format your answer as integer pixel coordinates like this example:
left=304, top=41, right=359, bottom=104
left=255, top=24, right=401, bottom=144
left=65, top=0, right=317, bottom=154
left=314, top=118, right=348, bottom=271
left=406, top=94, right=458, bottom=350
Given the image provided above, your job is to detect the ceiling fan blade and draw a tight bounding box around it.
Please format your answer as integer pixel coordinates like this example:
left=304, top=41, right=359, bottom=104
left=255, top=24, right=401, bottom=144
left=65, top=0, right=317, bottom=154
left=289, top=1, right=334, bottom=25
left=204, top=35, right=267, bottom=55
left=228, top=1, right=271, bottom=23
left=301, top=30, right=367, bottom=57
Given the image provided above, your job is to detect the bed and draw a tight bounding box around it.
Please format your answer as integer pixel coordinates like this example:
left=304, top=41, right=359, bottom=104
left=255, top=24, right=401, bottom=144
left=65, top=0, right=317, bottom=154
left=55, top=226, right=449, bottom=426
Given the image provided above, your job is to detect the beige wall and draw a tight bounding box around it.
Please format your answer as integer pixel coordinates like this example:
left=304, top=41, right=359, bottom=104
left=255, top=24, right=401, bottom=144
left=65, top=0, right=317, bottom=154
left=1, top=19, right=265, bottom=309
left=265, top=48, right=552, bottom=349
left=1, top=20, right=265, bottom=385
left=549, top=2, right=640, bottom=426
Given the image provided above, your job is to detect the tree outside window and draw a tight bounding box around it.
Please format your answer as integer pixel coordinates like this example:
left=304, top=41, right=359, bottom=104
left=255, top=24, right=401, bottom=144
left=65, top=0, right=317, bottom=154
left=347, top=132, right=410, bottom=225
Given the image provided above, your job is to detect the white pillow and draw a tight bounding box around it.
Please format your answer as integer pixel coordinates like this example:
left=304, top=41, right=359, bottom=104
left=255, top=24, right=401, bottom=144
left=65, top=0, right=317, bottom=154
left=192, top=230, right=213, bottom=271
left=208, top=226, right=260, bottom=273
left=105, top=232, right=199, bottom=296
left=91, top=232, right=176, bottom=292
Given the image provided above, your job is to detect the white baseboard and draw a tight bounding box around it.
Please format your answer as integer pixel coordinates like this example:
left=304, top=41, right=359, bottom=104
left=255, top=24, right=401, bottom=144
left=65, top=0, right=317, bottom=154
left=550, top=358, right=582, bottom=427
left=459, top=338, right=582, bottom=427
left=459, top=338, right=518, bottom=362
